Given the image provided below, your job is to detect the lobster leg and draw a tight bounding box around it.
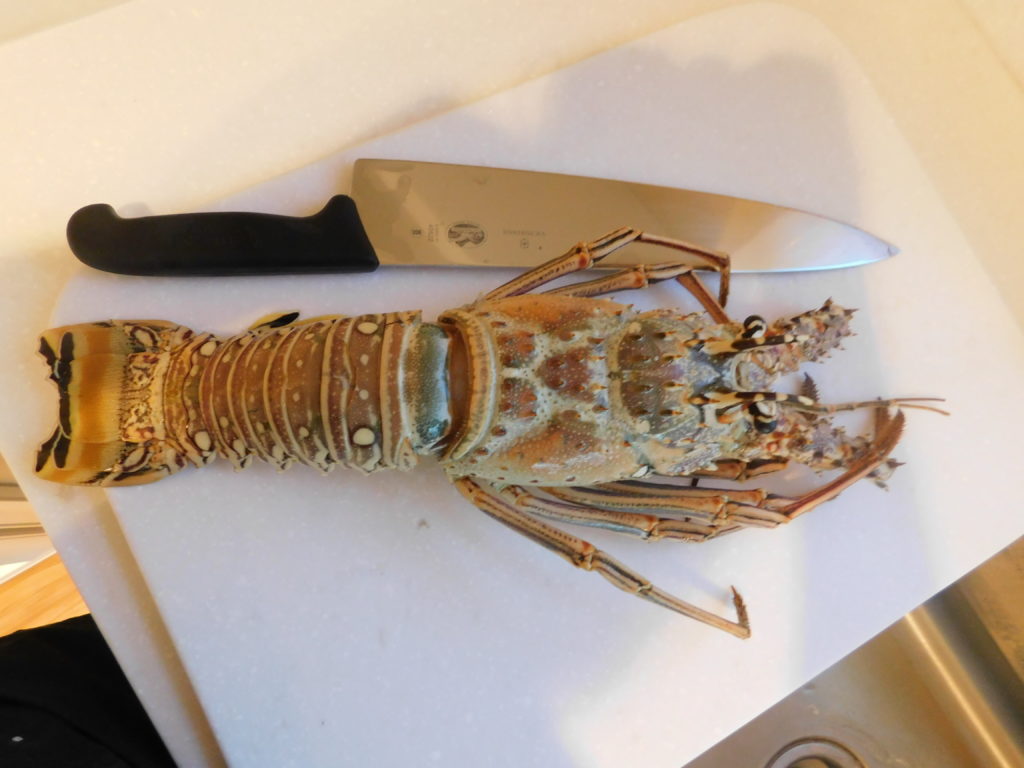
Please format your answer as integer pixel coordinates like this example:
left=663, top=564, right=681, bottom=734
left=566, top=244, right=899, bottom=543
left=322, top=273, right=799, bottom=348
left=546, top=261, right=731, bottom=323
left=483, top=227, right=730, bottom=305
left=543, top=262, right=699, bottom=298
left=764, top=409, right=906, bottom=519
left=689, top=458, right=789, bottom=481
left=453, top=476, right=751, bottom=638
left=541, top=411, right=907, bottom=534
left=483, top=227, right=637, bottom=300
left=497, top=484, right=733, bottom=542
left=543, top=483, right=787, bottom=538
left=677, top=270, right=731, bottom=323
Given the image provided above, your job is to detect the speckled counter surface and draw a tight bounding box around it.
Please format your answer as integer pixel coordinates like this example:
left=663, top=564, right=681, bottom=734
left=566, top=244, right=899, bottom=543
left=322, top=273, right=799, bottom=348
left=1, top=2, right=1022, bottom=766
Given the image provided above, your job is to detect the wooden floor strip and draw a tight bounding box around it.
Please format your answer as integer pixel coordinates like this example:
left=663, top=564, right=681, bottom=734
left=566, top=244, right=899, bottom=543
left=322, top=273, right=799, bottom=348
left=0, top=552, right=89, bottom=637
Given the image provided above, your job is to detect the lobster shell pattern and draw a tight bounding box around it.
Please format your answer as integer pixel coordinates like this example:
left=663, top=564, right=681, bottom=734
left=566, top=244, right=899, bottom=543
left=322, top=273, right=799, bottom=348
left=35, top=227, right=931, bottom=637
left=440, top=295, right=747, bottom=486
left=36, top=312, right=445, bottom=486
left=194, top=312, right=423, bottom=475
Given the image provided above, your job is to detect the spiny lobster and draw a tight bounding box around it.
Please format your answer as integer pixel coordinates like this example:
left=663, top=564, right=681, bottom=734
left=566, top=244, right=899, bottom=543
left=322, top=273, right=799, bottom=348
left=36, top=227, right=943, bottom=637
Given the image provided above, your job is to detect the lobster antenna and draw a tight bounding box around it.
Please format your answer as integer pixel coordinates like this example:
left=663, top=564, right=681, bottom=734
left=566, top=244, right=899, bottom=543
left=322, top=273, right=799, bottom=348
left=690, top=391, right=949, bottom=416
left=790, top=397, right=949, bottom=417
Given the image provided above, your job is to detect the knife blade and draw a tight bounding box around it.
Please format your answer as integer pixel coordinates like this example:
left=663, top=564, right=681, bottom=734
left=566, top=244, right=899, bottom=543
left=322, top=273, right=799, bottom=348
left=66, top=159, right=896, bottom=276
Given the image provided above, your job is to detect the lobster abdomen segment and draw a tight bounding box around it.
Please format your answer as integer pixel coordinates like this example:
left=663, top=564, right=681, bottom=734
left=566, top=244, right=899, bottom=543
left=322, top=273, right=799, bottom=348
left=192, top=310, right=442, bottom=475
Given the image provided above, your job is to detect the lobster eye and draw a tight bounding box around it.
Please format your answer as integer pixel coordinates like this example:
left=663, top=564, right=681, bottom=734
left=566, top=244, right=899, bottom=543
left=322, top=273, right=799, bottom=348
left=750, top=399, right=778, bottom=433
left=742, top=315, right=767, bottom=339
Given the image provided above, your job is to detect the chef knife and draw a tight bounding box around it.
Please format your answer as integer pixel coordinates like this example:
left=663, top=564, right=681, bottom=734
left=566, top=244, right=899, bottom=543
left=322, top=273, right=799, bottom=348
left=66, top=159, right=896, bottom=276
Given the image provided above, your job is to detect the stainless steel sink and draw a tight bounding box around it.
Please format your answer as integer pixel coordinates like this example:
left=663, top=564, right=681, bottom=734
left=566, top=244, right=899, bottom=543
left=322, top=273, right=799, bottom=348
left=684, top=537, right=1024, bottom=768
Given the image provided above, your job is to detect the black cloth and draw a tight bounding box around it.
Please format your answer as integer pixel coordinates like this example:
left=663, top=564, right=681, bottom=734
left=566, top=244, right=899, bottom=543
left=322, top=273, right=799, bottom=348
left=0, top=615, right=176, bottom=767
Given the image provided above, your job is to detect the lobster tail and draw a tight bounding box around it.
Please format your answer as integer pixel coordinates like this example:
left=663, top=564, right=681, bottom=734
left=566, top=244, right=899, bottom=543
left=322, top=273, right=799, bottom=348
left=36, top=319, right=195, bottom=486
left=36, top=311, right=443, bottom=486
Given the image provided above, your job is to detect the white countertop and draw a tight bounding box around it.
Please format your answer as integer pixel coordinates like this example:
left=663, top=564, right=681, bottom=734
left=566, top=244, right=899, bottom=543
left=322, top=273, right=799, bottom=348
left=2, top=2, right=1022, bottom=766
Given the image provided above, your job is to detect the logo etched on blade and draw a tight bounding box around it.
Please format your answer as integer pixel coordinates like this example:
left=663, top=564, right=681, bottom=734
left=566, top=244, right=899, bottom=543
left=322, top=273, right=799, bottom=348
left=447, top=222, right=487, bottom=248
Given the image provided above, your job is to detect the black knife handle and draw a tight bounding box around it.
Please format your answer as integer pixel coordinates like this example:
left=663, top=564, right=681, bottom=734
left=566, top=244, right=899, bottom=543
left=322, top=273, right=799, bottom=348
left=66, top=195, right=379, bottom=276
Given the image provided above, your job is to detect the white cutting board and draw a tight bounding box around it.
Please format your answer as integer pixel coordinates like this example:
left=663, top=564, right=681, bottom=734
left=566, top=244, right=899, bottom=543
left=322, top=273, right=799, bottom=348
left=45, top=4, right=1024, bottom=767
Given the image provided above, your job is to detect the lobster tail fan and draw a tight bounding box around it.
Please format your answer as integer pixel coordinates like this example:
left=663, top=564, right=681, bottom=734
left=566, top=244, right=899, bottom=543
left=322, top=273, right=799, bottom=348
left=36, top=320, right=194, bottom=486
